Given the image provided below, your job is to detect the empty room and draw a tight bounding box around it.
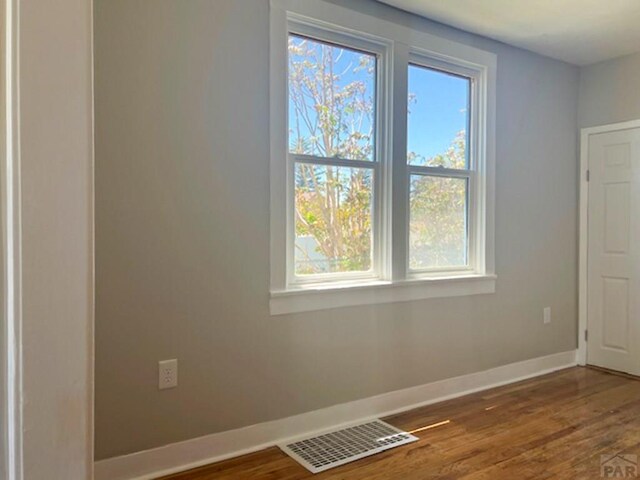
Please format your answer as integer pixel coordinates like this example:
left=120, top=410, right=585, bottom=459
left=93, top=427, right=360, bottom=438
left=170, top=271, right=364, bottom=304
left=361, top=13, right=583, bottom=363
left=4, top=0, right=640, bottom=479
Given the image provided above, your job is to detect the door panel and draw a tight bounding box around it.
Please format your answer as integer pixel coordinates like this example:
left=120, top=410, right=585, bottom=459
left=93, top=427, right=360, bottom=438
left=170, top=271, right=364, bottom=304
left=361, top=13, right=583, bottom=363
left=587, top=128, right=640, bottom=375
left=603, top=182, right=630, bottom=253
left=601, top=276, right=629, bottom=351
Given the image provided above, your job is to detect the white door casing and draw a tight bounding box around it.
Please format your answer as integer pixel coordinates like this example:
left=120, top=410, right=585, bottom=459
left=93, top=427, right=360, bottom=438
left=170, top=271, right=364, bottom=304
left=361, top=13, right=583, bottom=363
left=586, top=127, right=640, bottom=375
left=2, top=0, right=95, bottom=478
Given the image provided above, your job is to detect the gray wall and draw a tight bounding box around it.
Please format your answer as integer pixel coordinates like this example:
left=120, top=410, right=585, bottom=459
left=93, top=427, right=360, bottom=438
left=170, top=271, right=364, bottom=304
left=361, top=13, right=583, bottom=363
left=94, top=0, right=580, bottom=460
left=579, top=51, right=640, bottom=127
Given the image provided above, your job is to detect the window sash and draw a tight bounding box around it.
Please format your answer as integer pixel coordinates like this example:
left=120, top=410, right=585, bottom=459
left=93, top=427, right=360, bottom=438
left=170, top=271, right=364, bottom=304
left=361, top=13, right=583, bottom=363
left=406, top=165, right=477, bottom=275
left=408, top=53, right=480, bottom=171
left=290, top=156, right=379, bottom=284
left=406, top=51, right=481, bottom=278
left=288, top=33, right=379, bottom=162
left=408, top=172, right=472, bottom=274
left=285, top=26, right=389, bottom=286
left=407, top=63, right=472, bottom=171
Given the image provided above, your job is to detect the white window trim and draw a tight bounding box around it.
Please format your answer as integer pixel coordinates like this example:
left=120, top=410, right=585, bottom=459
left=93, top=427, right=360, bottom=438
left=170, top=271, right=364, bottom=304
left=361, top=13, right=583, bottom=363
left=270, top=0, right=496, bottom=315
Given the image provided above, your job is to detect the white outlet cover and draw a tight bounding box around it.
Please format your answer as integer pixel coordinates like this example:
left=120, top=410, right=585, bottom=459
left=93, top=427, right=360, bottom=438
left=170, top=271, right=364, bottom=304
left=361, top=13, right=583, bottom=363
left=543, top=307, right=551, bottom=324
left=158, top=359, right=178, bottom=390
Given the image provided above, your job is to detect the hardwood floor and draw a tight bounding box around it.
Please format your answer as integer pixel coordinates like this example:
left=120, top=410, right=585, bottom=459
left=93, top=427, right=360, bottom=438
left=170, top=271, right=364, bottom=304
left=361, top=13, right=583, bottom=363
left=160, top=367, right=640, bottom=479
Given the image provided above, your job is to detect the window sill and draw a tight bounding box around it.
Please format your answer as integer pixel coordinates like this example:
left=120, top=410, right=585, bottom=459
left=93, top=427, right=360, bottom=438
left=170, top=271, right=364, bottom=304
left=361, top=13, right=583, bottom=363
left=270, top=274, right=497, bottom=315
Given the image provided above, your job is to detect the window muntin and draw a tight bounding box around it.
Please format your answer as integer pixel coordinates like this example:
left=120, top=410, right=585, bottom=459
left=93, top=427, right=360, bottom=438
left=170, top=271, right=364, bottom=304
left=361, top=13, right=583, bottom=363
left=287, top=33, right=381, bottom=283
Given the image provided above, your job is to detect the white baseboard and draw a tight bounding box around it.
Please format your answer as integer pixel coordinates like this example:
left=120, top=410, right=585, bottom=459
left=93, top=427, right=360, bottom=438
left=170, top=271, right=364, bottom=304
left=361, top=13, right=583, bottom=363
left=94, top=350, right=577, bottom=480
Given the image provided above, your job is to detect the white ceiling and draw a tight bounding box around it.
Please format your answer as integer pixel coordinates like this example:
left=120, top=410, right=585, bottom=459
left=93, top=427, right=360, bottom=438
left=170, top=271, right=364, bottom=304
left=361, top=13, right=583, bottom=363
left=378, top=0, right=640, bottom=66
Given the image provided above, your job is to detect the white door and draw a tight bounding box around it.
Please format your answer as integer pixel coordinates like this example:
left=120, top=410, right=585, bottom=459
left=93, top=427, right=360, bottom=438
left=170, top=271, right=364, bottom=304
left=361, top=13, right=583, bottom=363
left=587, top=128, right=640, bottom=375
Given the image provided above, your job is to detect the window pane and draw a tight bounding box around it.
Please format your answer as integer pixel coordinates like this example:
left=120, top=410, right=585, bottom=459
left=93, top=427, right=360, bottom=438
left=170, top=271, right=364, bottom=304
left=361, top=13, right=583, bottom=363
left=409, top=175, right=468, bottom=269
left=288, top=34, right=376, bottom=161
left=295, top=163, right=373, bottom=275
left=407, top=64, right=470, bottom=168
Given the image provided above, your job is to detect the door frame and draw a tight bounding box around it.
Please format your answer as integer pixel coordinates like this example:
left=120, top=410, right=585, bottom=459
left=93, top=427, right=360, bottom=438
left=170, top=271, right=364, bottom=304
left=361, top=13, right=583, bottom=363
left=578, top=119, right=640, bottom=367
left=2, top=0, right=20, bottom=476
left=2, top=0, right=95, bottom=478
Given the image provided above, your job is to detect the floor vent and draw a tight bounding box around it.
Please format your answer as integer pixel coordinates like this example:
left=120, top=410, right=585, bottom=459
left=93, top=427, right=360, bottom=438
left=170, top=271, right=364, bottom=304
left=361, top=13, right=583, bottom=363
left=279, top=419, right=418, bottom=473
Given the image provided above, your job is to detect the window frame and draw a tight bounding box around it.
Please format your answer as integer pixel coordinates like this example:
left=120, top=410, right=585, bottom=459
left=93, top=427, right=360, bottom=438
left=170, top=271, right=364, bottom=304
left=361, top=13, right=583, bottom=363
left=270, top=0, right=496, bottom=315
left=406, top=53, right=481, bottom=278
left=285, top=23, right=392, bottom=287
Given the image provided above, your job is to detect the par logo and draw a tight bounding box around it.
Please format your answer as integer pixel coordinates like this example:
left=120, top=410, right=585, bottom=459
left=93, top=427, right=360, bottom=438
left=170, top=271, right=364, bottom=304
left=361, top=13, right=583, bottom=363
left=601, top=454, right=638, bottom=478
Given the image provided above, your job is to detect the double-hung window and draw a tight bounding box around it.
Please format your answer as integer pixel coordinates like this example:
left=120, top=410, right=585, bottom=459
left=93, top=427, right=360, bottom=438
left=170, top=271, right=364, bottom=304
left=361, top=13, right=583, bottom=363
left=270, top=0, right=496, bottom=315
left=407, top=60, right=475, bottom=274
left=287, top=31, right=384, bottom=283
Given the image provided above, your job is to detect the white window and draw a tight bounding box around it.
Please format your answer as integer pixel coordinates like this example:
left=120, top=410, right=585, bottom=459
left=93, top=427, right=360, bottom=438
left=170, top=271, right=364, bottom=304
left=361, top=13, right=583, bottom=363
left=287, top=30, right=386, bottom=284
left=270, top=0, right=496, bottom=315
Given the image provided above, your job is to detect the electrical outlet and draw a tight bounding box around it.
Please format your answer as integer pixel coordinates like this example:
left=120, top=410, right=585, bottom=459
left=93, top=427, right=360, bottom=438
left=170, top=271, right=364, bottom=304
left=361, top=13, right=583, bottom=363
left=158, top=359, right=178, bottom=390
left=543, top=307, right=551, bottom=324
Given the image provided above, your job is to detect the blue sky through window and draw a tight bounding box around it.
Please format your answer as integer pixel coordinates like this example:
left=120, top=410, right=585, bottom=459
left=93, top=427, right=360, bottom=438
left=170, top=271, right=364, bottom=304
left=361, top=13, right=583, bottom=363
left=408, top=64, right=470, bottom=166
